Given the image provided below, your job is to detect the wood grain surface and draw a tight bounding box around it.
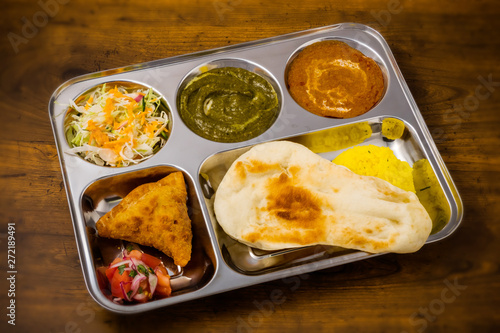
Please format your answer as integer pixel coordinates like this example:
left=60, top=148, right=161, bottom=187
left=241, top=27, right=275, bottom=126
left=1, top=0, right=500, bottom=332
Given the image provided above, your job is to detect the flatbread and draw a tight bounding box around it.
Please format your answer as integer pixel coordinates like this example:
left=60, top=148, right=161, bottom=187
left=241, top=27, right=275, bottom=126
left=214, top=141, right=432, bottom=254
left=96, top=172, right=192, bottom=266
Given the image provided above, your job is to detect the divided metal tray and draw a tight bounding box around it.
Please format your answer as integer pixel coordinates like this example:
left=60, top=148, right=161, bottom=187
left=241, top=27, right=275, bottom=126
left=49, top=23, right=463, bottom=314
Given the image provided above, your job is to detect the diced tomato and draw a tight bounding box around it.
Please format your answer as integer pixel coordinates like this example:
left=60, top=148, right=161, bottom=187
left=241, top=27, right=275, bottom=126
left=103, top=251, right=170, bottom=301
left=155, top=285, right=171, bottom=297
left=141, top=253, right=162, bottom=269
left=155, top=266, right=171, bottom=297
left=155, top=265, right=168, bottom=277
left=129, top=250, right=142, bottom=260
left=105, top=267, right=116, bottom=282
left=105, top=257, right=122, bottom=281
left=110, top=268, right=132, bottom=299
left=105, top=259, right=120, bottom=281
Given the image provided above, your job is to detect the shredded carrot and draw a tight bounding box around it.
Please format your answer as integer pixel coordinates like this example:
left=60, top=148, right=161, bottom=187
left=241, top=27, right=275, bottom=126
left=109, top=86, right=124, bottom=98
left=103, top=98, right=115, bottom=124
left=127, top=107, right=135, bottom=120
left=93, top=129, right=109, bottom=146
left=86, top=119, right=96, bottom=130
left=85, top=96, right=94, bottom=110
left=66, top=84, right=168, bottom=167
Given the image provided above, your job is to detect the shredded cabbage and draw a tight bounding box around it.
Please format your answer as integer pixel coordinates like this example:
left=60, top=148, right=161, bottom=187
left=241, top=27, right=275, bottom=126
left=64, top=84, right=169, bottom=167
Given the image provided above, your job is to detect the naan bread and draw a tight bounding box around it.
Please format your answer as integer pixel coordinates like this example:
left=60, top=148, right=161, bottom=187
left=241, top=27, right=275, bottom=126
left=214, top=141, right=432, bottom=253
left=96, top=172, right=192, bottom=266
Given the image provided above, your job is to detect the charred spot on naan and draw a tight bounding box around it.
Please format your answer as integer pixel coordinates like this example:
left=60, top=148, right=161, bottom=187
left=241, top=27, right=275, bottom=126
left=234, top=161, right=247, bottom=182
left=340, top=227, right=397, bottom=251
left=266, top=173, right=322, bottom=224
left=243, top=171, right=328, bottom=246
left=234, top=159, right=284, bottom=182
left=242, top=226, right=325, bottom=247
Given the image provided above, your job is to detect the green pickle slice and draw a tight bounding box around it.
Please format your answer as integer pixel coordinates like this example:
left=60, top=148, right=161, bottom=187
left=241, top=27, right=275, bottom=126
left=382, top=118, right=405, bottom=140
left=330, top=139, right=450, bottom=234
left=292, top=122, right=372, bottom=153
left=412, top=159, right=451, bottom=234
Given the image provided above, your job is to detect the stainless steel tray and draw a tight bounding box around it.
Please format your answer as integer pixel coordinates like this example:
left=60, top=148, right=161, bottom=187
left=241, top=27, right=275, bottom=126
left=49, top=23, right=463, bottom=314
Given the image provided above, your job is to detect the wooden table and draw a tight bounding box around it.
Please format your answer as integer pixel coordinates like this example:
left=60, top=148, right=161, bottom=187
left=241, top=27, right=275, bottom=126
left=1, top=0, right=499, bottom=332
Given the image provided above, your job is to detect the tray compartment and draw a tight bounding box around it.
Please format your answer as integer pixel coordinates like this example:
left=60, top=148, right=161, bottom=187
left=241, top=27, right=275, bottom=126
left=175, top=58, right=283, bottom=142
left=64, top=80, right=173, bottom=167
left=80, top=165, right=216, bottom=307
left=199, top=117, right=453, bottom=275
left=284, top=37, right=389, bottom=118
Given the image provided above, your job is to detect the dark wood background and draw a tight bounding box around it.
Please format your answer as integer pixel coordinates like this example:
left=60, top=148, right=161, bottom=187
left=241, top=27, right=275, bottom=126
left=1, top=0, right=499, bottom=332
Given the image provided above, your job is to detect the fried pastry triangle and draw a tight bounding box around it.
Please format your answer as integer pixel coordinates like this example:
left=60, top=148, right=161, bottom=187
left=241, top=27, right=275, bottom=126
left=96, top=172, right=192, bottom=267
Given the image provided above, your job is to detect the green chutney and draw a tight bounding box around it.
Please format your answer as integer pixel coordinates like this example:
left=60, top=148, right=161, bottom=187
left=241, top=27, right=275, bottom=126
left=179, top=67, right=280, bottom=143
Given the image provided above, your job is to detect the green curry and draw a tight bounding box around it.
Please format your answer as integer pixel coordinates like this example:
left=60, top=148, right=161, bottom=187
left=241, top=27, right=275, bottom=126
left=179, top=67, right=280, bottom=143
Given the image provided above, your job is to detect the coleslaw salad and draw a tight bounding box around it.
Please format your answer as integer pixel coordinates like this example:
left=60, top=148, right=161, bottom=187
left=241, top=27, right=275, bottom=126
left=64, top=83, right=169, bottom=167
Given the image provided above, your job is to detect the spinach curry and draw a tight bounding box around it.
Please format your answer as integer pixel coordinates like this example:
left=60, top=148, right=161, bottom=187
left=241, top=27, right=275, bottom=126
left=179, top=67, right=279, bottom=143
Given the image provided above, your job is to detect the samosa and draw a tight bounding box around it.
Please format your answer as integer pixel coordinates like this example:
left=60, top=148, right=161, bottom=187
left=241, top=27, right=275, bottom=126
left=96, top=172, right=192, bottom=267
